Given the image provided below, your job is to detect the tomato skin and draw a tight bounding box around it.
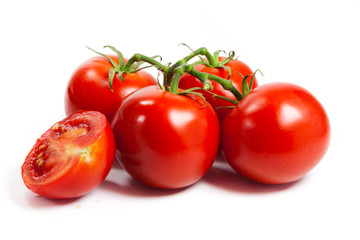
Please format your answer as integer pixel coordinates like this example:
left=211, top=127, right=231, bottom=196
left=179, top=57, right=258, bottom=122
left=221, top=83, right=330, bottom=184
left=111, top=85, right=219, bottom=189
left=21, top=111, right=115, bottom=199
left=65, top=55, right=157, bottom=122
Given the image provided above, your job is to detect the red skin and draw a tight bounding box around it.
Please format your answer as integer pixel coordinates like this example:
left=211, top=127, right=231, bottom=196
left=111, top=85, right=220, bottom=189
left=221, top=83, right=331, bottom=184
left=21, top=111, right=115, bottom=199
left=65, top=55, right=157, bottom=122
left=179, top=57, right=258, bottom=122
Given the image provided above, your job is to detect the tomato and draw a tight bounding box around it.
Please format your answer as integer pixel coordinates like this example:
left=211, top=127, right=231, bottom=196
left=111, top=85, right=219, bottom=189
left=221, top=83, right=330, bottom=184
left=21, top=111, right=115, bottom=199
left=179, top=57, right=258, bottom=122
left=65, top=55, right=157, bottom=122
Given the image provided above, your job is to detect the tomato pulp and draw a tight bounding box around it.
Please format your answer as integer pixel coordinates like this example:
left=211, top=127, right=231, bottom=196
left=21, top=111, right=115, bottom=199
left=221, top=83, right=330, bottom=184
left=111, top=85, right=219, bottom=189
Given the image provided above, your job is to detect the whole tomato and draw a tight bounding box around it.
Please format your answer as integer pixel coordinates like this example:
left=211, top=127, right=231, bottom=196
left=179, top=57, right=258, bottom=122
left=221, top=82, right=330, bottom=184
left=21, top=111, right=115, bottom=199
left=111, top=85, right=219, bottom=189
left=65, top=55, right=157, bottom=122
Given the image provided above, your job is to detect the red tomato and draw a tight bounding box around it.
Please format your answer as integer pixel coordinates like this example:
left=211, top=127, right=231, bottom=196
left=111, top=85, right=219, bottom=189
left=179, top=57, right=258, bottom=122
left=21, top=111, right=115, bottom=199
left=65, top=55, right=157, bottom=122
left=221, top=83, right=330, bottom=184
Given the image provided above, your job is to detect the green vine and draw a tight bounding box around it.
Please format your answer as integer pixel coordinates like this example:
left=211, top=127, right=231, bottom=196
left=88, top=45, right=257, bottom=106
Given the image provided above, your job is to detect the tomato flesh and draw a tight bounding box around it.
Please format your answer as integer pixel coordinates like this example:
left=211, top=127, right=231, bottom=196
left=21, top=111, right=115, bottom=199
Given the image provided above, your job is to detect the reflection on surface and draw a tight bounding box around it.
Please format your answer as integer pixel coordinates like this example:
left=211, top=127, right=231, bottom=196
left=169, top=109, right=195, bottom=129
left=139, top=99, right=154, bottom=106
left=279, top=103, right=303, bottom=127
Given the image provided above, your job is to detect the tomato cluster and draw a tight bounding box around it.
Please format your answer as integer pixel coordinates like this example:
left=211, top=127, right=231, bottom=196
left=21, top=46, right=330, bottom=199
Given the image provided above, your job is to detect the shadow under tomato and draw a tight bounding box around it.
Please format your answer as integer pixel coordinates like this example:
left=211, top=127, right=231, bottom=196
left=100, top=167, right=186, bottom=197
left=204, top=160, right=302, bottom=194
left=111, top=159, right=123, bottom=169
left=26, top=194, right=81, bottom=208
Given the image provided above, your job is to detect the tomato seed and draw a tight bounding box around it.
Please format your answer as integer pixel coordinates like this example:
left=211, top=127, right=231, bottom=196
left=38, top=144, right=47, bottom=150
left=36, top=158, right=44, bottom=167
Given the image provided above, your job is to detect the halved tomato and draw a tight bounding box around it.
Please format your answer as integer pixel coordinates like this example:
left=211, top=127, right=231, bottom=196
left=21, top=111, right=115, bottom=199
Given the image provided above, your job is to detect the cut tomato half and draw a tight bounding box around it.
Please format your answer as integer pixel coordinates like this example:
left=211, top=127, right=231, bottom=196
left=21, top=111, right=115, bottom=199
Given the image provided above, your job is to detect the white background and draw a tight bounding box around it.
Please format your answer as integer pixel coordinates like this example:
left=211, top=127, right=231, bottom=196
left=1, top=0, right=359, bottom=239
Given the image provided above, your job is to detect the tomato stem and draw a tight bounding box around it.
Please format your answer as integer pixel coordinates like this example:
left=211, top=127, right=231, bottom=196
left=95, top=45, right=244, bottom=102
left=123, top=53, right=168, bottom=74
left=239, top=69, right=263, bottom=98
left=165, top=47, right=217, bottom=88
left=184, top=66, right=243, bottom=101
left=122, top=53, right=174, bottom=91
left=204, top=90, right=239, bottom=105
left=104, top=45, right=126, bottom=68
left=87, top=46, right=127, bottom=91
left=170, top=67, right=184, bottom=93
left=182, top=47, right=218, bottom=66
left=218, top=50, right=235, bottom=66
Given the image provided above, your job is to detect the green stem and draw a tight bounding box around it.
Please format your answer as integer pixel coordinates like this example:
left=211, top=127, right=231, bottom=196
left=208, top=74, right=243, bottom=101
left=204, top=90, right=239, bottom=105
left=170, top=67, right=184, bottom=93
left=184, top=66, right=243, bottom=101
left=122, top=53, right=171, bottom=91
left=218, top=50, right=235, bottom=66
left=107, top=47, right=243, bottom=103
left=166, top=47, right=218, bottom=88
left=182, top=47, right=217, bottom=66
left=166, top=60, right=185, bottom=87
left=123, top=53, right=167, bottom=73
